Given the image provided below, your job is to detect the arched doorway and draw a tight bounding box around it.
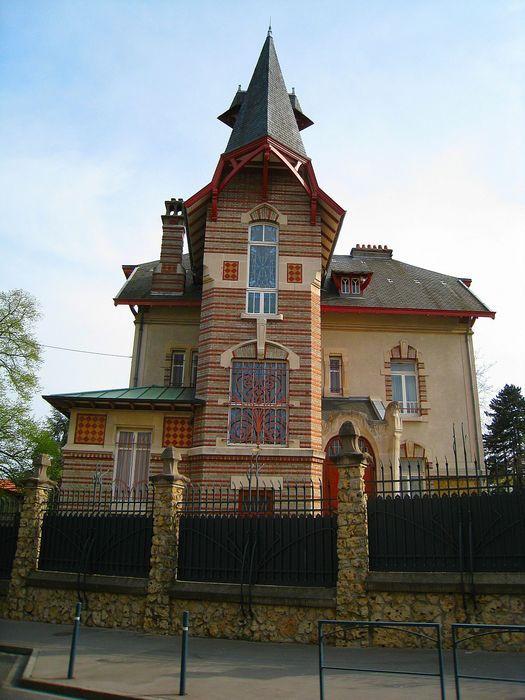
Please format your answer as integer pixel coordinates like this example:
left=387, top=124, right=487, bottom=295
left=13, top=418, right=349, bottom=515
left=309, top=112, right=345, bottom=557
left=323, top=435, right=376, bottom=503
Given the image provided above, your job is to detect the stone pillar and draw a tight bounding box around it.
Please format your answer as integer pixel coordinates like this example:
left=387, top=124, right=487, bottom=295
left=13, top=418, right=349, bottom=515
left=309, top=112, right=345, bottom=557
left=335, top=421, right=371, bottom=639
left=7, top=454, right=55, bottom=619
left=143, top=447, right=189, bottom=633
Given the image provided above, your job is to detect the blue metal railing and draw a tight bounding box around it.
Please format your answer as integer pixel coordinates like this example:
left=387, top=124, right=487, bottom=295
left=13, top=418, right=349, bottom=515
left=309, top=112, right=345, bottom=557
left=451, top=623, right=525, bottom=699
left=318, top=619, right=445, bottom=700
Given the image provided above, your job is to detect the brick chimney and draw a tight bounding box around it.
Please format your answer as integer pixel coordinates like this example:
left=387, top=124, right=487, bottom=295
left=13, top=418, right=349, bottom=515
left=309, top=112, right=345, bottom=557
left=350, top=244, right=393, bottom=259
left=151, top=198, right=186, bottom=295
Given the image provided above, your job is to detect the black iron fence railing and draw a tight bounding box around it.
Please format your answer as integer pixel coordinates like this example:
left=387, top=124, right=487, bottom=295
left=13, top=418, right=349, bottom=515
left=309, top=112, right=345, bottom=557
left=38, top=486, right=154, bottom=578
left=0, top=497, right=21, bottom=578
left=178, top=482, right=338, bottom=587
left=368, top=460, right=525, bottom=573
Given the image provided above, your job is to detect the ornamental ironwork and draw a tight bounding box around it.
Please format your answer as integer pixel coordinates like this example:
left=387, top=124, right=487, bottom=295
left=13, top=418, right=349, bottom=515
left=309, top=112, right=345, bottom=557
left=229, top=360, right=287, bottom=445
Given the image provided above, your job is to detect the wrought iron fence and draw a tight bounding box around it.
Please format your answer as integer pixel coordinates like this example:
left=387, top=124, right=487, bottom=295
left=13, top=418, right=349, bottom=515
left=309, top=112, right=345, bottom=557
left=38, top=486, right=154, bottom=578
left=177, top=481, right=337, bottom=587
left=0, top=496, right=21, bottom=578
left=368, top=459, right=525, bottom=573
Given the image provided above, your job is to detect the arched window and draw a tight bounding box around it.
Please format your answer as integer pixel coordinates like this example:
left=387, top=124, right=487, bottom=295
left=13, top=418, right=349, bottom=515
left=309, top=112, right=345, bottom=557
left=386, top=342, right=428, bottom=416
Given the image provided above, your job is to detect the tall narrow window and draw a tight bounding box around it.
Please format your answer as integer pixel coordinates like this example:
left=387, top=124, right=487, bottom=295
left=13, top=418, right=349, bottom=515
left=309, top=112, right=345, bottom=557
left=114, top=431, right=151, bottom=491
left=340, top=278, right=350, bottom=294
left=171, top=351, right=185, bottom=387
left=329, top=356, right=342, bottom=394
left=229, top=360, right=287, bottom=445
left=391, top=361, right=419, bottom=414
left=351, top=278, right=361, bottom=294
left=190, top=351, right=199, bottom=388
left=399, top=459, right=426, bottom=494
left=246, top=224, right=278, bottom=314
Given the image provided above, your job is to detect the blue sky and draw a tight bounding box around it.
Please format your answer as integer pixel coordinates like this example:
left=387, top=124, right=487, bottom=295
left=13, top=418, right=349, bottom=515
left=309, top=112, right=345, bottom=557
left=1, top=0, right=524, bottom=420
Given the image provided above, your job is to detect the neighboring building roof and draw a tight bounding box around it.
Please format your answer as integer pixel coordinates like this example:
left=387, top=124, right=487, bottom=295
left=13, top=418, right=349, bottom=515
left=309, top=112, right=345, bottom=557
left=0, top=480, right=21, bottom=495
left=322, top=248, right=494, bottom=318
left=222, top=32, right=307, bottom=156
left=322, top=397, right=386, bottom=422
left=114, top=255, right=201, bottom=306
left=44, top=385, right=204, bottom=415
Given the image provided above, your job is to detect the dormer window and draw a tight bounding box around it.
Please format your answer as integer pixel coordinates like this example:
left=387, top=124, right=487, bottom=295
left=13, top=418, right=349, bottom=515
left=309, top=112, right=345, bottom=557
left=339, top=276, right=363, bottom=296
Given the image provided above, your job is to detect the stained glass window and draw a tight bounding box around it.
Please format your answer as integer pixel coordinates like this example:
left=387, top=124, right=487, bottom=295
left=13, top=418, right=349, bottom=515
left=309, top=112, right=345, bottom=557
left=229, top=360, right=287, bottom=445
left=247, top=224, right=278, bottom=314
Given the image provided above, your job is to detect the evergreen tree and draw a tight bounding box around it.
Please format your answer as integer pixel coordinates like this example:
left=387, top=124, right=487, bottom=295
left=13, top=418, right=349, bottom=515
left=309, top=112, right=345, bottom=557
left=483, top=384, right=525, bottom=489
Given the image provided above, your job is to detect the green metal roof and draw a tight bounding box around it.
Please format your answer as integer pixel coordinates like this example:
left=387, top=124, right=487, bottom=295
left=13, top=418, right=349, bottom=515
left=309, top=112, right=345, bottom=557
left=43, top=385, right=203, bottom=415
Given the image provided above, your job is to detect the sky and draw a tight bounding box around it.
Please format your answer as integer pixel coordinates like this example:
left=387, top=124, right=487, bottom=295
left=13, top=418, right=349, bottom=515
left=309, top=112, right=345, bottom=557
left=1, top=0, right=524, bottom=422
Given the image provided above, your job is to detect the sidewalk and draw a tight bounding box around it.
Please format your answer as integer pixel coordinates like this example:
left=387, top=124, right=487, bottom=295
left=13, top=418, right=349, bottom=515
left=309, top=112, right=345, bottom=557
left=1, top=618, right=524, bottom=699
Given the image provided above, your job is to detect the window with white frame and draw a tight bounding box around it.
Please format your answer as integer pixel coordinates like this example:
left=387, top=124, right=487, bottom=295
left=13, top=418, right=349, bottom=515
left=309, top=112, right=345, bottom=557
left=329, top=356, right=342, bottom=394
left=246, top=224, right=278, bottom=314
left=228, top=360, right=287, bottom=445
left=170, top=351, right=185, bottom=387
left=114, top=430, right=151, bottom=491
left=351, top=278, right=361, bottom=295
left=340, top=277, right=350, bottom=294
left=391, top=361, right=419, bottom=414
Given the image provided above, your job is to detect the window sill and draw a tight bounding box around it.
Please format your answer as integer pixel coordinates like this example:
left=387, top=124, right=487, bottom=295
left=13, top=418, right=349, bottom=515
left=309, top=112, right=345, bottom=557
left=240, top=312, right=283, bottom=321
left=400, top=413, right=428, bottom=422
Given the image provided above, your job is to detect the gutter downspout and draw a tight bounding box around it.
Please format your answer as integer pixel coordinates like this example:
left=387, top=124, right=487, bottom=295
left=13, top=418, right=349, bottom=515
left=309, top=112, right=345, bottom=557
left=465, top=323, right=484, bottom=467
left=133, top=310, right=145, bottom=388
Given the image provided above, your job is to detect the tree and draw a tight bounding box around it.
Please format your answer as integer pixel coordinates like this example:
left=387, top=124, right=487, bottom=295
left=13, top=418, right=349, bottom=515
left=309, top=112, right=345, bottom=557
left=0, top=289, right=64, bottom=483
left=40, top=409, right=69, bottom=482
left=483, top=384, right=525, bottom=489
left=0, top=289, right=41, bottom=400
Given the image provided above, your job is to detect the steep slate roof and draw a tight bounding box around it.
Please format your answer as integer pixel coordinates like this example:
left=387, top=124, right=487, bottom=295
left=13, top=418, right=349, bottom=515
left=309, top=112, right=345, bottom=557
left=223, top=32, right=307, bottom=156
left=44, top=385, right=203, bottom=415
left=323, top=253, right=494, bottom=316
left=114, top=255, right=201, bottom=306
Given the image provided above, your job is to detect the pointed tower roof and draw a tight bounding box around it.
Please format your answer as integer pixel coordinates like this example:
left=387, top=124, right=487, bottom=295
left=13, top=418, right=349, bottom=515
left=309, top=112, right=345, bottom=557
left=220, top=33, right=308, bottom=156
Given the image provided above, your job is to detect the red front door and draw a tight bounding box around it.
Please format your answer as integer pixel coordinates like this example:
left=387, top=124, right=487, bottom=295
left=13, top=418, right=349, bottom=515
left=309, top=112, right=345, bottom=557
left=323, top=436, right=376, bottom=503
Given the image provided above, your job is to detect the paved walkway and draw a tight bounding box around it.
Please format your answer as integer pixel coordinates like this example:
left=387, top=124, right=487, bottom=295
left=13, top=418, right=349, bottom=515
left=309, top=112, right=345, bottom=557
left=1, top=619, right=524, bottom=699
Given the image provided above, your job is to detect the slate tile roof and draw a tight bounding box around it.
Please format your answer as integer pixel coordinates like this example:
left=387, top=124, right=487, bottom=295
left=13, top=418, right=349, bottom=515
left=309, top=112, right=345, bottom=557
left=114, top=250, right=492, bottom=317
left=323, top=254, right=493, bottom=315
left=223, top=33, right=307, bottom=156
left=114, top=255, right=200, bottom=304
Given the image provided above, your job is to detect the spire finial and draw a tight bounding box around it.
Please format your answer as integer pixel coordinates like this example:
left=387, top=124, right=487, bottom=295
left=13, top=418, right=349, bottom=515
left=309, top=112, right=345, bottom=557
left=268, top=19, right=272, bottom=36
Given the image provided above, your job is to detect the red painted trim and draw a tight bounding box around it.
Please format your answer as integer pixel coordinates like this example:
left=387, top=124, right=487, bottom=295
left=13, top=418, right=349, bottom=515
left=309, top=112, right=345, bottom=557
left=114, top=298, right=201, bottom=307
left=268, top=143, right=311, bottom=194
left=321, top=304, right=495, bottom=318
left=218, top=143, right=266, bottom=195
left=262, top=146, right=270, bottom=200
left=310, top=195, right=318, bottom=225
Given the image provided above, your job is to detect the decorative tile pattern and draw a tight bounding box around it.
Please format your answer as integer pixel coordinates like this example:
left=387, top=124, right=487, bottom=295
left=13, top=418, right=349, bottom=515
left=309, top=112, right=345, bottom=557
left=74, top=414, right=107, bottom=445
left=223, top=261, right=239, bottom=281
left=287, top=263, right=302, bottom=283
left=163, top=417, right=193, bottom=447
